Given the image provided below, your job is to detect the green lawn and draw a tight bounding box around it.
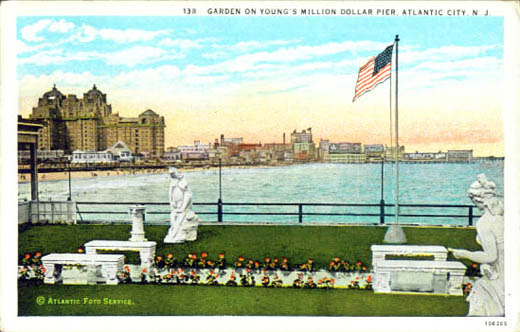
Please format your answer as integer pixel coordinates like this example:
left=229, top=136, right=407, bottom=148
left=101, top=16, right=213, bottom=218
left=19, top=224, right=480, bottom=269
left=18, top=281, right=468, bottom=316
left=18, top=224, right=477, bottom=316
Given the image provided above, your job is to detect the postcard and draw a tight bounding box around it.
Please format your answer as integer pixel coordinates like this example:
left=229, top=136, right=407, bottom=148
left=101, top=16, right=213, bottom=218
left=1, top=1, right=519, bottom=332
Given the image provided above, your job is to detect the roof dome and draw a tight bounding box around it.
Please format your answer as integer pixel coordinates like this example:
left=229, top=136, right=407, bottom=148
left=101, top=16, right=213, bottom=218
left=85, top=84, right=104, bottom=97
left=140, top=109, right=158, bottom=117
left=42, top=84, right=64, bottom=99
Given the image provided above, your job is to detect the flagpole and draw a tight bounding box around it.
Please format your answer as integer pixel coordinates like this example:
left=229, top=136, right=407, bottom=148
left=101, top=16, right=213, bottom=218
left=394, top=34, right=399, bottom=225
left=384, top=34, right=406, bottom=243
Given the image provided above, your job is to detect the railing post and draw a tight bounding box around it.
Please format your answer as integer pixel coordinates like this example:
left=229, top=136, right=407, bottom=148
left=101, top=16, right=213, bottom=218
left=468, top=206, right=473, bottom=226
left=380, top=199, right=385, bottom=224
left=217, top=199, right=223, bottom=222
left=298, top=204, right=303, bottom=224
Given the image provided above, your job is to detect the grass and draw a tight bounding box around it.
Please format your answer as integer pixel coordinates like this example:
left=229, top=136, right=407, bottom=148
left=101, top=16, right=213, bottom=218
left=18, top=280, right=469, bottom=316
left=18, top=224, right=477, bottom=316
left=19, top=224, right=480, bottom=268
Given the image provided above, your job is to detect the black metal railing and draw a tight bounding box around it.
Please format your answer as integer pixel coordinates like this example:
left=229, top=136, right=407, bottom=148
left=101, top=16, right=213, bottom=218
left=75, top=201, right=480, bottom=226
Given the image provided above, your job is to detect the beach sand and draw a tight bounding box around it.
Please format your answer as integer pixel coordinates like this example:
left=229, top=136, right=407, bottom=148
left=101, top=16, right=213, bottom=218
left=18, top=164, right=279, bottom=183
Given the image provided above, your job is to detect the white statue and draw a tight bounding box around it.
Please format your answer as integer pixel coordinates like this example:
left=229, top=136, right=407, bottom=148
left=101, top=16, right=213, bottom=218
left=164, top=167, right=199, bottom=243
left=449, top=174, right=504, bottom=316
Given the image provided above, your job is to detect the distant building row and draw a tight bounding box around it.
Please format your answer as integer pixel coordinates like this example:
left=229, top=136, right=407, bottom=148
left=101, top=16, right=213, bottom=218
left=162, top=129, right=474, bottom=164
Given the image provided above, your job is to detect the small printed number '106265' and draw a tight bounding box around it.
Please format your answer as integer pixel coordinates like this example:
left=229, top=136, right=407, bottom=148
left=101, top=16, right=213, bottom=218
left=485, top=321, right=507, bottom=327
left=183, top=8, right=196, bottom=15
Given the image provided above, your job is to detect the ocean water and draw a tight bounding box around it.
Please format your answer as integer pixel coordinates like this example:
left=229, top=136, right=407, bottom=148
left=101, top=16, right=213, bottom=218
left=18, top=162, right=504, bottom=225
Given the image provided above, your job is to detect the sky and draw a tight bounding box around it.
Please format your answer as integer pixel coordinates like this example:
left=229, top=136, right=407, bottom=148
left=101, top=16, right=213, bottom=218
left=16, top=16, right=504, bottom=156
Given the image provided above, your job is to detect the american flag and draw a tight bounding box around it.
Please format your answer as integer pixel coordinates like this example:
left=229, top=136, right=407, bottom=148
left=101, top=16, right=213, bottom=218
left=353, top=44, right=394, bottom=102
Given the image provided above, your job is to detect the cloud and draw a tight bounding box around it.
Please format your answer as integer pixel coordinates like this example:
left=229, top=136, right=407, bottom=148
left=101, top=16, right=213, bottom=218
left=21, top=19, right=52, bottom=42
left=48, top=19, right=75, bottom=33
left=226, top=39, right=298, bottom=53
left=67, top=24, right=170, bottom=44
left=98, top=28, right=169, bottom=43
left=105, top=46, right=172, bottom=67
left=401, top=45, right=501, bottom=64
left=158, top=38, right=201, bottom=49
left=21, top=19, right=76, bottom=42
left=185, top=41, right=386, bottom=76
left=201, top=51, right=229, bottom=60
left=18, top=45, right=183, bottom=67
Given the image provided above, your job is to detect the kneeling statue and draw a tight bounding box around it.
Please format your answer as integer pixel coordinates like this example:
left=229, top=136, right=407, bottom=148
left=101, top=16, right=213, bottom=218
left=164, top=167, right=199, bottom=243
left=449, top=174, right=504, bottom=316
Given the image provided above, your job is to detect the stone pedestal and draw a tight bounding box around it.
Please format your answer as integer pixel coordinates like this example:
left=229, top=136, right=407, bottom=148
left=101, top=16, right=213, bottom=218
left=129, top=205, right=147, bottom=242
left=383, top=224, right=407, bottom=243
left=164, top=211, right=199, bottom=244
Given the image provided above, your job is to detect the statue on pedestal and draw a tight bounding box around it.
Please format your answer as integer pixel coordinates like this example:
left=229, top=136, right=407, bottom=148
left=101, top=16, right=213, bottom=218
left=449, top=174, right=504, bottom=316
left=164, top=167, right=199, bottom=243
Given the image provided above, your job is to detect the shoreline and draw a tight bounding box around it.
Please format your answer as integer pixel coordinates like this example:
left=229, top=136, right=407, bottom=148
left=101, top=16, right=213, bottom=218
left=17, top=164, right=285, bottom=183
left=17, top=159, right=502, bottom=184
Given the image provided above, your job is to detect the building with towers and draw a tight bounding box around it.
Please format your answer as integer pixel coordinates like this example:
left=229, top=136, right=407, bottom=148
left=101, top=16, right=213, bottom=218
left=28, top=84, right=165, bottom=159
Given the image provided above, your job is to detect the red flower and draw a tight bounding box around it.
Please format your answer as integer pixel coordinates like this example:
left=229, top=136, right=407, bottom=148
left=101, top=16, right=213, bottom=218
left=25, top=254, right=31, bottom=259
left=201, top=252, right=208, bottom=258
left=41, top=267, right=46, bottom=273
left=124, top=266, right=130, bottom=272
left=142, top=268, right=147, bottom=273
left=356, top=261, right=362, bottom=266
left=367, top=275, right=373, bottom=282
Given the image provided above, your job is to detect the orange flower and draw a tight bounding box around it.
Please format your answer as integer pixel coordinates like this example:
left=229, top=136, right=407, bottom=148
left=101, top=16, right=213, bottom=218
left=142, top=268, right=147, bottom=273
left=167, top=253, right=173, bottom=258
left=77, top=248, right=84, bottom=253
left=41, top=267, right=46, bottom=273
left=35, top=252, right=42, bottom=257
left=367, top=275, right=373, bottom=282
left=238, top=256, right=244, bottom=261
left=362, top=266, right=367, bottom=271
left=156, top=256, right=163, bottom=261
left=329, top=262, right=334, bottom=266
left=24, top=254, right=31, bottom=259
left=124, top=266, right=130, bottom=272
left=201, top=252, right=208, bottom=258
left=472, top=263, right=478, bottom=268
left=219, top=253, right=225, bottom=258
left=356, top=261, right=361, bottom=266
